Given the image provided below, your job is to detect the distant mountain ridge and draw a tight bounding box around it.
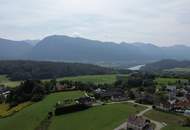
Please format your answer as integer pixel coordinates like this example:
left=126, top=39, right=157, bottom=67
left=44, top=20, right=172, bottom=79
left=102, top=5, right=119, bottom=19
left=0, top=35, right=190, bottom=67
left=0, top=38, right=32, bottom=59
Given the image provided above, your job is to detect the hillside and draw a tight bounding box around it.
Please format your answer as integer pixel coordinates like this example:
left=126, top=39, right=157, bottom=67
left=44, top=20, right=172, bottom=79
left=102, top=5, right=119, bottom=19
left=141, top=59, right=190, bottom=72
left=0, top=60, right=116, bottom=81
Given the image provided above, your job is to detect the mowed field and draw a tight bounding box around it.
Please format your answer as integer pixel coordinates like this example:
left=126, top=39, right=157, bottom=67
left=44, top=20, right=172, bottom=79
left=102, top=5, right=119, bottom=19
left=0, top=74, right=123, bottom=88
left=145, top=110, right=189, bottom=130
left=155, top=77, right=188, bottom=86
left=0, top=91, right=84, bottom=130
left=56, top=74, right=121, bottom=84
left=0, top=75, right=20, bottom=87
left=1, top=74, right=188, bottom=89
left=49, top=103, right=145, bottom=130
left=0, top=90, right=145, bottom=130
left=165, top=67, right=190, bottom=73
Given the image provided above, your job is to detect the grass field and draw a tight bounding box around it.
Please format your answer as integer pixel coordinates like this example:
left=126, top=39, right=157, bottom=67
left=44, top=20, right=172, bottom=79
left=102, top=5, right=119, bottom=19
left=0, top=74, right=123, bottom=88
left=0, top=75, right=20, bottom=87
left=49, top=102, right=145, bottom=130
left=165, top=68, right=190, bottom=73
left=145, top=110, right=189, bottom=130
left=0, top=91, right=84, bottom=130
left=56, top=74, right=123, bottom=84
left=155, top=77, right=188, bottom=86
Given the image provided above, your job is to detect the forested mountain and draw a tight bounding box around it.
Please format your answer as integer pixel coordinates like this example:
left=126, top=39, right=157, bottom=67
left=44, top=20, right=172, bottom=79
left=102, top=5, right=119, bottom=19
left=0, top=60, right=116, bottom=81
left=1, top=35, right=190, bottom=67
left=28, top=35, right=149, bottom=65
left=0, top=38, right=32, bottom=59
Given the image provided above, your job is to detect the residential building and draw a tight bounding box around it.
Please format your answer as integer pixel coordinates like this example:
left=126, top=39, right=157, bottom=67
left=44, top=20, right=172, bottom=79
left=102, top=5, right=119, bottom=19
left=127, top=115, right=153, bottom=130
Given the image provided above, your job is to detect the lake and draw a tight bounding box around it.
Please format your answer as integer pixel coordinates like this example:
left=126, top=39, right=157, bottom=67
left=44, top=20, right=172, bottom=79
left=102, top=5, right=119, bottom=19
left=128, top=65, right=144, bottom=70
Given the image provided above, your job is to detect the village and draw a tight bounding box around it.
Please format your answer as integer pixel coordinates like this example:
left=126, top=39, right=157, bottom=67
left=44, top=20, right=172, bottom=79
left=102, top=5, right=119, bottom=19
left=1, top=72, right=190, bottom=130
left=47, top=73, right=190, bottom=130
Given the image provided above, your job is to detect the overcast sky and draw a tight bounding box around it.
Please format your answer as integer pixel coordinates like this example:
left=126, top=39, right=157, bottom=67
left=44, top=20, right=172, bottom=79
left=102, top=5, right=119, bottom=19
left=0, top=0, right=190, bottom=46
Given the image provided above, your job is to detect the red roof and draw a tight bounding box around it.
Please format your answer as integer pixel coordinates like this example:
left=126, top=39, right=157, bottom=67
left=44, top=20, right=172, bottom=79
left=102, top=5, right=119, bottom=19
left=175, top=100, right=190, bottom=108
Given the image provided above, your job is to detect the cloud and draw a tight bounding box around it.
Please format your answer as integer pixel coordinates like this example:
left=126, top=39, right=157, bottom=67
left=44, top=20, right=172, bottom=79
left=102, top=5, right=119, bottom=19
left=0, top=0, right=190, bottom=46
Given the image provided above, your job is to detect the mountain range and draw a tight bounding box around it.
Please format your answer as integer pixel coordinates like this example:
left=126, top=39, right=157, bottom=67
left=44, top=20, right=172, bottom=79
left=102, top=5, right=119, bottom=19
left=0, top=35, right=190, bottom=68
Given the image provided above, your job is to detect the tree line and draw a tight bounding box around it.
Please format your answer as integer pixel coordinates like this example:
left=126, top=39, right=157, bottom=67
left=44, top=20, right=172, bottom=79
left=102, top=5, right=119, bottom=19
left=0, top=60, right=123, bottom=80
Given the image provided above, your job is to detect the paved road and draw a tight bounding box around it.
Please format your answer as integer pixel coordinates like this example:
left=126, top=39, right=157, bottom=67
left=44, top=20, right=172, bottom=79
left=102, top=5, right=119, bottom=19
left=114, top=101, right=166, bottom=130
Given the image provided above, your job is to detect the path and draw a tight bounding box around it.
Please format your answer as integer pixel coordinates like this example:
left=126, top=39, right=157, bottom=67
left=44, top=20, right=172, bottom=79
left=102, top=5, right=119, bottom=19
left=114, top=101, right=165, bottom=130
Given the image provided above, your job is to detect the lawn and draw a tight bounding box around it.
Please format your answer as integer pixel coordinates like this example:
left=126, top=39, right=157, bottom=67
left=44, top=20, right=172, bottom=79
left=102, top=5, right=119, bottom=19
left=0, top=75, right=20, bottom=87
left=0, top=91, right=84, bottom=130
left=145, top=110, right=190, bottom=130
left=49, top=102, right=145, bottom=130
left=56, top=74, right=124, bottom=84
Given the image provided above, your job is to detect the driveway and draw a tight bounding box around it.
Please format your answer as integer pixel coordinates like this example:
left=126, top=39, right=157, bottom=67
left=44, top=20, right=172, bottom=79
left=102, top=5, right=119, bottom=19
left=114, top=101, right=165, bottom=130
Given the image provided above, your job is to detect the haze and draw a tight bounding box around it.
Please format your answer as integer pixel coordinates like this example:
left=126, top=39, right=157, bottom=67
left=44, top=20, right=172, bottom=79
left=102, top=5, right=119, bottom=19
left=0, top=0, right=190, bottom=46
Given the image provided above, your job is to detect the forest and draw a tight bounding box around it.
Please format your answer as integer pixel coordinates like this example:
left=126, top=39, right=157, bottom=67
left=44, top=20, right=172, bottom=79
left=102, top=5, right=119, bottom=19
left=0, top=60, right=118, bottom=80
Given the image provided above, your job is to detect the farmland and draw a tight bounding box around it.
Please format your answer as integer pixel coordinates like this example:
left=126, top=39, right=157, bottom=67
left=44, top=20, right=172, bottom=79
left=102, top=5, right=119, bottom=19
left=145, top=110, right=190, bottom=130
left=155, top=77, right=188, bottom=86
left=0, top=75, right=20, bottom=87
left=1, top=74, right=188, bottom=88
left=165, top=67, right=190, bottom=73
left=49, top=102, right=145, bottom=130
left=0, top=90, right=145, bottom=130
left=57, top=74, right=122, bottom=84
left=0, top=91, right=84, bottom=130
left=0, top=74, right=126, bottom=88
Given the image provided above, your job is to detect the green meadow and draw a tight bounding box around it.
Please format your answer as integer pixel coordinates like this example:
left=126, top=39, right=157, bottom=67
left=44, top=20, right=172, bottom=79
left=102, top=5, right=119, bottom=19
left=145, top=110, right=189, bottom=130
left=0, top=75, right=20, bottom=87
left=0, top=74, right=125, bottom=88
left=0, top=91, right=84, bottom=130
left=155, top=77, right=188, bottom=86
left=59, top=74, right=120, bottom=84
left=0, top=90, right=145, bottom=130
left=165, top=67, right=190, bottom=73
left=49, top=102, right=145, bottom=130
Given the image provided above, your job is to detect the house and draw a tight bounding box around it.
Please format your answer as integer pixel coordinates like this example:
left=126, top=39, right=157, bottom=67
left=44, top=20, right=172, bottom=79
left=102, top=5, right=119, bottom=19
left=175, top=98, right=190, bottom=110
left=55, top=83, right=76, bottom=91
left=76, top=96, right=95, bottom=106
left=136, top=92, right=154, bottom=105
left=127, top=115, right=153, bottom=130
left=154, top=100, right=175, bottom=111
left=94, top=88, right=127, bottom=101
left=0, top=86, right=10, bottom=103
left=166, top=86, right=176, bottom=101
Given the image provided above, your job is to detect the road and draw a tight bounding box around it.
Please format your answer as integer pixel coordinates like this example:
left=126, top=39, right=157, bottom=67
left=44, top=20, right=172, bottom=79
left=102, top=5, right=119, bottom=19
left=114, top=101, right=166, bottom=130
left=84, top=92, right=166, bottom=130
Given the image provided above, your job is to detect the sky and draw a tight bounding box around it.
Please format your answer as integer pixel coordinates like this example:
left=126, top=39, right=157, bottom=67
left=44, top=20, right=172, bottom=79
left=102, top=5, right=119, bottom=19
left=0, top=0, right=190, bottom=46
